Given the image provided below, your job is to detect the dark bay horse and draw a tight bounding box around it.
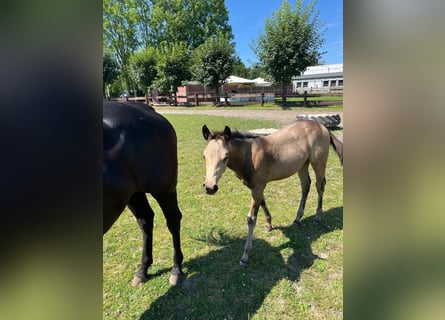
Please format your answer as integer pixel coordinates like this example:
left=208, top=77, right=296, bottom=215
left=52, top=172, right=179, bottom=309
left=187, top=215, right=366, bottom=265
left=202, top=120, right=343, bottom=266
left=103, top=101, right=184, bottom=285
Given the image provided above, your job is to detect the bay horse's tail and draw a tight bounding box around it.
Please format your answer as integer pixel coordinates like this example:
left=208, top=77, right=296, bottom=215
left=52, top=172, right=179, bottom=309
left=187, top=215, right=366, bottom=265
left=329, top=131, right=343, bottom=165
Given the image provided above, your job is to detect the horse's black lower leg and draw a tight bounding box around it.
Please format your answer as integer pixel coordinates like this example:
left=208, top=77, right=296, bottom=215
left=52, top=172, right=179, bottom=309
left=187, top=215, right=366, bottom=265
left=127, top=192, right=154, bottom=286
left=261, top=197, right=272, bottom=231
left=154, top=191, right=185, bottom=285
left=294, top=164, right=311, bottom=225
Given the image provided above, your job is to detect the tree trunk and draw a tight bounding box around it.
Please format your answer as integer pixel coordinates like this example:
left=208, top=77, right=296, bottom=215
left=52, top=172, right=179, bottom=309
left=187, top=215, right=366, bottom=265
left=214, top=85, right=220, bottom=105
left=282, top=83, right=287, bottom=106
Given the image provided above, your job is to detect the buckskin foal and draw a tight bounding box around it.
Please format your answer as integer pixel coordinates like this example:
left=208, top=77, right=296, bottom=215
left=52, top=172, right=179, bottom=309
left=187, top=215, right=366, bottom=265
left=202, top=120, right=343, bottom=266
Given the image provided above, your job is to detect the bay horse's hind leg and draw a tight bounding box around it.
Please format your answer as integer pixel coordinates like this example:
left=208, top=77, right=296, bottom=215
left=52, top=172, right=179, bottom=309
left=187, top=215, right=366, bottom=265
left=127, top=192, right=154, bottom=286
left=294, top=161, right=311, bottom=225
left=261, top=197, right=272, bottom=232
left=153, top=191, right=185, bottom=285
left=311, top=161, right=327, bottom=224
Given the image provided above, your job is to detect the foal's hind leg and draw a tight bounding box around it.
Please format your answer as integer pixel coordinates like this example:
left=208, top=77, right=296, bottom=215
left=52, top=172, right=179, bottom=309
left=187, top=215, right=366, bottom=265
left=294, top=162, right=311, bottom=225
left=261, top=197, right=272, bottom=231
left=153, top=191, right=185, bottom=285
left=311, top=161, right=327, bottom=224
left=127, top=192, right=154, bottom=286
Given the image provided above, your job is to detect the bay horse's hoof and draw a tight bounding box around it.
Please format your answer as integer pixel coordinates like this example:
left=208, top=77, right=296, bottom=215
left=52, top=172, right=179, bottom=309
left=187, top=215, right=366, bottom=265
left=263, top=225, right=272, bottom=232
left=131, top=275, right=148, bottom=287
left=293, top=220, right=301, bottom=226
left=239, top=260, right=248, bottom=268
left=169, top=272, right=185, bottom=285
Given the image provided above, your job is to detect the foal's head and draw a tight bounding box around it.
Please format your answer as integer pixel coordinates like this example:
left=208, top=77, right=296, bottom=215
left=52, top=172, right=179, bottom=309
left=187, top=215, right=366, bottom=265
left=202, top=125, right=232, bottom=194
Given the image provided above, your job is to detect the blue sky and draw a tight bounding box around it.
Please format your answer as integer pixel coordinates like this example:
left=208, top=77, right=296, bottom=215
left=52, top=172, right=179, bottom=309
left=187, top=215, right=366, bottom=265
left=225, top=0, right=343, bottom=66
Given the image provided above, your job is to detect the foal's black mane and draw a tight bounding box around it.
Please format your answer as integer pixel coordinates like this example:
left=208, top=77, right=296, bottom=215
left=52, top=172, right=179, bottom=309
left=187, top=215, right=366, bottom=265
left=210, top=130, right=260, bottom=140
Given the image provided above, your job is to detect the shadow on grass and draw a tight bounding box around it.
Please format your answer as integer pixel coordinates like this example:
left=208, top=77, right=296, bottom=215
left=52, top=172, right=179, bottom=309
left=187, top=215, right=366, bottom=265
left=139, top=206, right=343, bottom=319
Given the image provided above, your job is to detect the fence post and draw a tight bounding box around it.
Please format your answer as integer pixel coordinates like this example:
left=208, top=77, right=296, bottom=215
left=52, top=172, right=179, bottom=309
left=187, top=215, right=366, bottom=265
left=261, top=92, right=265, bottom=106
left=303, top=90, right=308, bottom=107
left=195, top=93, right=199, bottom=106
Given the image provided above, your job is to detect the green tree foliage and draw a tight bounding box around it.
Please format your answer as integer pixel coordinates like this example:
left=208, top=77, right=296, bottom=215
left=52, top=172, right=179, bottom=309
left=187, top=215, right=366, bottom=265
left=103, top=0, right=139, bottom=93
left=128, top=47, right=158, bottom=95
left=103, top=0, right=233, bottom=97
left=149, top=0, right=232, bottom=50
left=154, top=42, right=191, bottom=104
left=191, top=34, right=236, bottom=104
left=133, top=0, right=154, bottom=49
left=231, top=57, right=250, bottom=79
left=103, top=52, right=120, bottom=98
left=252, top=0, right=325, bottom=105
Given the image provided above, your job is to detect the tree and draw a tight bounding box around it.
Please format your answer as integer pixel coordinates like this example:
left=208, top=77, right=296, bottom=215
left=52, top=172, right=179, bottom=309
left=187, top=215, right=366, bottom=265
left=133, top=0, right=154, bottom=49
left=232, top=57, right=250, bottom=79
left=154, top=42, right=191, bottom=105
left=149, top=0, right=232, bottom=50
left=128, top=47, right=158, bottom=95
left=103, top=0, right=139, bottom=93
left=247, top=62, right=268, bottom=80
left=191, top=34, right=236, bottom=105
left=103, top=52, right=120, bottom=98
left=252, top=0, right=325, bottom=105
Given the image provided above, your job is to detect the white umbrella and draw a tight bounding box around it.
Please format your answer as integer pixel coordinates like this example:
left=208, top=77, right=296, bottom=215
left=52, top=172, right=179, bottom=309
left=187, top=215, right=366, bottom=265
left=252, top=77, right=272, bottom=87
left=225, top=75, right=256, bottom=85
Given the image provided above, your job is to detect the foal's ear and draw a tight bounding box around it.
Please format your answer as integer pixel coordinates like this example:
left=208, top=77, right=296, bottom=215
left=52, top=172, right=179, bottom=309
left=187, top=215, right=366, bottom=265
left=223, top=126, right=232, bottom=141
left=202, top=125, right=211, bottom=140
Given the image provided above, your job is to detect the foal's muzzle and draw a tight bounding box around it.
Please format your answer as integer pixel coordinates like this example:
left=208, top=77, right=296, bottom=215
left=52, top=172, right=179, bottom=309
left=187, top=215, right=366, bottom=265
left=203, top=183, right=218, bottom=195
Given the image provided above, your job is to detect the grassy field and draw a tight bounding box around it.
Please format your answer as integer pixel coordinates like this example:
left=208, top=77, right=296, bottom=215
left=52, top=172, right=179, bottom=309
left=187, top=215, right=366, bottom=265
left=103, top=114, right=343, bottom=319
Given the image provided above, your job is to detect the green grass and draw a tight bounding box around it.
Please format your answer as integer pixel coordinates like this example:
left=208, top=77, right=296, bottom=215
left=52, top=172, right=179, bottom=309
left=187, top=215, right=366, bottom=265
left=103, top=115, right=343, bottom=319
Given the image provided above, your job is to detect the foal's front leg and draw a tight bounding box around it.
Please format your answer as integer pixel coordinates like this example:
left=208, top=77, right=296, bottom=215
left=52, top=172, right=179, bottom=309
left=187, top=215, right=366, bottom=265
left=240, top=187, right=264, bottom=266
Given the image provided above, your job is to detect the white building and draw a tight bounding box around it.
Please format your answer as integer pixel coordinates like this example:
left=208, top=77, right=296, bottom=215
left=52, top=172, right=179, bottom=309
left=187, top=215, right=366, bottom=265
left=292, top=63, right=343, bottom=93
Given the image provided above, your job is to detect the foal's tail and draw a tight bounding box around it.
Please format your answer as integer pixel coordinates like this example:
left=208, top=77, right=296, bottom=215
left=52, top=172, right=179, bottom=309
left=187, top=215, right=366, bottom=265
left=329, top=132, right=343, bottom=165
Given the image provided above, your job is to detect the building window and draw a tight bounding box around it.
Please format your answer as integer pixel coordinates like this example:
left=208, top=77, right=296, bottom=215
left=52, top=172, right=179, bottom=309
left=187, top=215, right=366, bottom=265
left=296, top=82, right=301, bottom=88
left=323, top=80, right=329, bottom=87
left=303, top=82, right=308, bottom=88
left=330, top=80, right=337, bottom=87
left=338, top=79, right=343, bottom=86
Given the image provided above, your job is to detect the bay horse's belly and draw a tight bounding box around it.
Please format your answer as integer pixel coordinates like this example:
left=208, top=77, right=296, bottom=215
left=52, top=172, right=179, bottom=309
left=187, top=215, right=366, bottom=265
left=103, top=101, right=179, bottom=231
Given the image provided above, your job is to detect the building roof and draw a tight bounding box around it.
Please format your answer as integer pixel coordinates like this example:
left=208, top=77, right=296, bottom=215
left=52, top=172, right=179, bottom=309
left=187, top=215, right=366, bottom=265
left=292, top=71, right=343, bottom=81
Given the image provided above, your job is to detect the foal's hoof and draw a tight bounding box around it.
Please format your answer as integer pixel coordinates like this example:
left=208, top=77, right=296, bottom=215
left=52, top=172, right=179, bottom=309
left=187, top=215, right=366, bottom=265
left=263, top=225, right=272, bottom=232
left=169, top=272, right=185, bottom=285
left=131, top=275, right=148, bottom=287
left=239, top=260, right=248, bottom=268
left=313, top=219, right=321, bottom=225
left=292, top=220, right=301, bottom=226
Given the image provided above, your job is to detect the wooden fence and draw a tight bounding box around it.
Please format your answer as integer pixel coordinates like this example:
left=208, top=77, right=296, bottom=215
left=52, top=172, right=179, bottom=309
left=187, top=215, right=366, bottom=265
left=109, top=91, right=342, bottom=107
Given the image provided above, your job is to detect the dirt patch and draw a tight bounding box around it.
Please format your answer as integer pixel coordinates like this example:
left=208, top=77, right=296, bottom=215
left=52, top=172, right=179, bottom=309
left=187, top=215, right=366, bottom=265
left=156, top=108, right=343, bottom=141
